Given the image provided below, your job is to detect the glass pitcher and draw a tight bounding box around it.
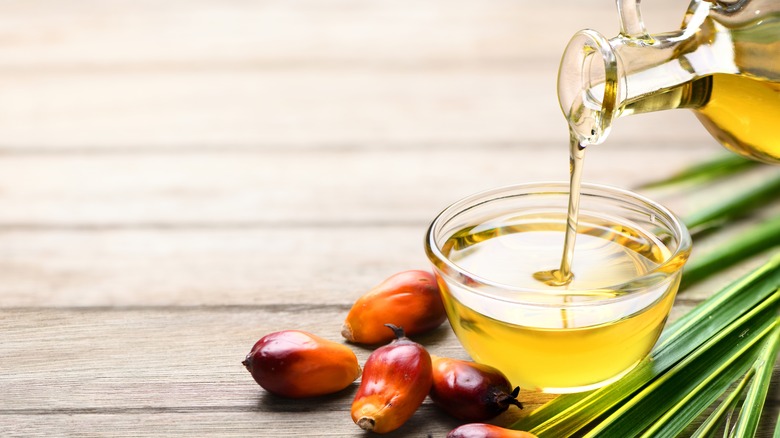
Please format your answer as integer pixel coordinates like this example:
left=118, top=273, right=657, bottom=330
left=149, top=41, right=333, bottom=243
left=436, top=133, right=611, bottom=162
left=558, top=0, right=780, bottom=164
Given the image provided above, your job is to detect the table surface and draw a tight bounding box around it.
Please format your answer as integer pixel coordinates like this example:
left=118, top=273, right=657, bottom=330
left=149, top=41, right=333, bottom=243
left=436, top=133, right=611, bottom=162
left=1, top=1, right=778, bottom=436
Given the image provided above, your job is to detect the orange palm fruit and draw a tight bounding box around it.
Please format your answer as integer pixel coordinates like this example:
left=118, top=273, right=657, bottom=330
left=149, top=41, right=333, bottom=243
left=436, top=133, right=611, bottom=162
left=242, top=330, right=360, bottom=398
left=351, top=324, right=433, bottom=433
left=430, top=355, right=522, bottom=421
left=342, top=270, right=445, bottom=345
left=447, top=423, right=539, bottom=438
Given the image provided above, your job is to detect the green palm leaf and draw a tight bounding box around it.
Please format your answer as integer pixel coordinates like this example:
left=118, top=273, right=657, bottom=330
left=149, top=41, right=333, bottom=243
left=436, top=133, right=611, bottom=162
left=682, top=173, right=780, bottom=233
left=689, top=367, right=756, bottom=438
left=680, top=215, right=780, bottom=289
left=510, top=254, right=780, bottom=437
left=635, top=154, right=758, bottom=190
left=587, top=291, right=778, bottom=437
left=730, top=324, right=780, bottom=438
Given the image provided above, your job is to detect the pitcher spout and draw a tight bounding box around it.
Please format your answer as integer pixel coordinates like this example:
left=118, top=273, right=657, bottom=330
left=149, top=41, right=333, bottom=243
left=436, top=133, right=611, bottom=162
left=558, top=0, right=720, bottom=146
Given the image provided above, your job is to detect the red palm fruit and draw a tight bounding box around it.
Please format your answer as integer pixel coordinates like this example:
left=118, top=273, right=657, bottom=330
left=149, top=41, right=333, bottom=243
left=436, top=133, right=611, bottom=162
left=429, top=356, right=523, bottom=421
left=342, top=270, right=446, bottom=345
left=242, top=330, right=360, bottom=398
left=351, top=324, right=433, bottom=433
left=447, top=423, right=539, bottom=438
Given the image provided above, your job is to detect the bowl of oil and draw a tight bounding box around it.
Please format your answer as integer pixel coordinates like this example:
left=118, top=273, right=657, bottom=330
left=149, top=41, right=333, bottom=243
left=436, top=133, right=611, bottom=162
left=425, top=182, right=691, bottom=394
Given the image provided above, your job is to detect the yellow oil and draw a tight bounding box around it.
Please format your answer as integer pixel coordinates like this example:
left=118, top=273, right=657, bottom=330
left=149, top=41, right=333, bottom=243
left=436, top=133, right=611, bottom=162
left=622, top=73, right=780, bottom=164
left=439, top=214, right=678, bottom=392
left=693, top=74, right=780, bottom=164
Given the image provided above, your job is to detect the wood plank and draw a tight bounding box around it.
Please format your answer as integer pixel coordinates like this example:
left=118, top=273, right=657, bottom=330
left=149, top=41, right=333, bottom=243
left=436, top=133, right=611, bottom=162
left=0, top=145, right=731, bottom=226
left=0, top=306, right=776, bottom=437
left=0, top=0, right=687, bottom=68
left=0, top=307, right=552, bottom=437
left=0, top=227, right=429, bottom=307
left=0, top=69, right=716, bottom=150
left=1, top=411, right=459, bottom=438
left=0, top=222, right=776, bottom=308
left=0, top=148, right=775, bottom=307
left=5, top=406, right=778, bottom=438
left=0, top=0, right=701, bottom=150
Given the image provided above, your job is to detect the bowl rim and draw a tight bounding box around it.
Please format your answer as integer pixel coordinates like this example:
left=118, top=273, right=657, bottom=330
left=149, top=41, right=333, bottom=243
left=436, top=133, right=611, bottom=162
left=424, top=181, right=692, bottom=306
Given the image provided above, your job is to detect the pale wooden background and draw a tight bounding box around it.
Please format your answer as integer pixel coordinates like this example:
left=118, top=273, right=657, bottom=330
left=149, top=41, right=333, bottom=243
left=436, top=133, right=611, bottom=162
left=0, top=1, right=777, bottom=437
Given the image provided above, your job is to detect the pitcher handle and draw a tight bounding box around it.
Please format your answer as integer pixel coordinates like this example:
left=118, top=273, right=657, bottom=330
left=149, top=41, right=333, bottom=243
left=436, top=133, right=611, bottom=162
left=617, top=0, right=651, bottom=39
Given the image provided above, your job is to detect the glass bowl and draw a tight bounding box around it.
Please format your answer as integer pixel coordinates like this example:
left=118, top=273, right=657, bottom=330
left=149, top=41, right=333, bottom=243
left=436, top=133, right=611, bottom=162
left=425, top=182, right=691, bottom=393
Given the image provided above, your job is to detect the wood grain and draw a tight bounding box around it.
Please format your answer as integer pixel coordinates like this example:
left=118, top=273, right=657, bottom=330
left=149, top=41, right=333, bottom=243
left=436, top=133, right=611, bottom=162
left=0, top=148, right=773, bottom=308
left=0, top=68, right=719, bottom=150
left=0, top=0, right=777, bottom=436
left=0, top=144, right=730, bottom=227
left=0, top=0, right=701, bottom=150
left=0, top=304, right=777, bottom=437
left=0, top=0, right=687, bottom=68
left=0, top=307, right=548, bottom=437
left=0, top=209, right=777, bottom=307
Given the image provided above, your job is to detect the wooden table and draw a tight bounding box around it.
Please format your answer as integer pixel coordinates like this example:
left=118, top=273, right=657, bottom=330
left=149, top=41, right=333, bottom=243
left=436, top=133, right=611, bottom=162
left=1, top=1, right=777, bottom=436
